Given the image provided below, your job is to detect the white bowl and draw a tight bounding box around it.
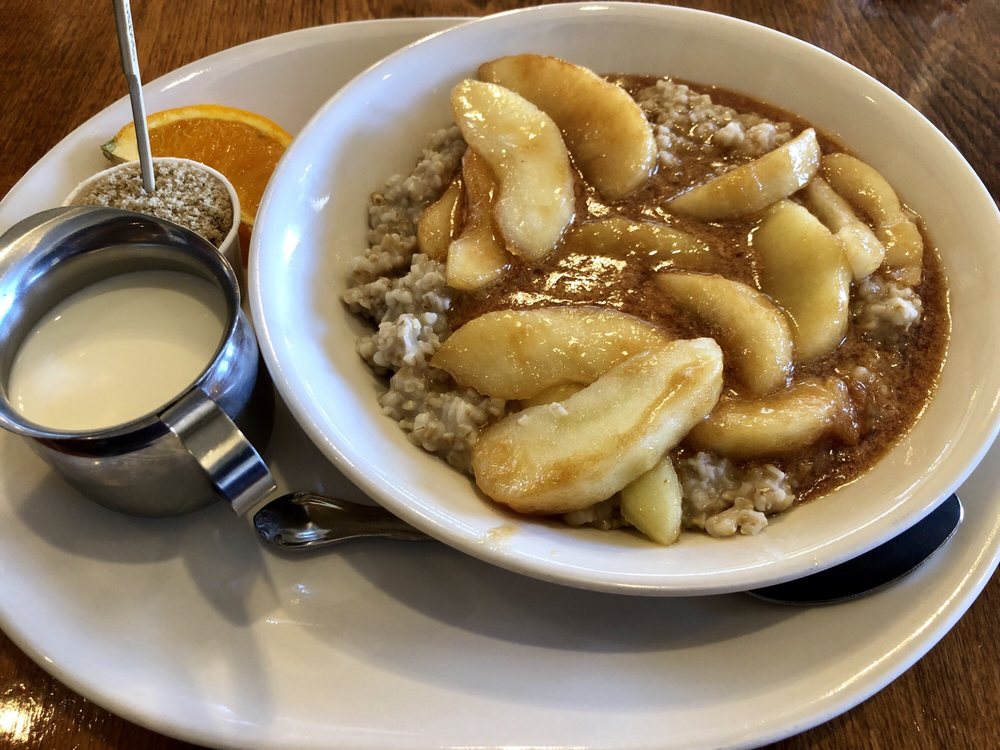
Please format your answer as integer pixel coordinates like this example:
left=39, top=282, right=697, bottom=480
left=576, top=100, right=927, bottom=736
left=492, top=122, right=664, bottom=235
left=250, top=3, right=1000, bottom=595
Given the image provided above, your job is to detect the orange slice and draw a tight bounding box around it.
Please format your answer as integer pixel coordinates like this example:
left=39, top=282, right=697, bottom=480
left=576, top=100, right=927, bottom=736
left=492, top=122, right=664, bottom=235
left=102, top=104, right=293, bottom=228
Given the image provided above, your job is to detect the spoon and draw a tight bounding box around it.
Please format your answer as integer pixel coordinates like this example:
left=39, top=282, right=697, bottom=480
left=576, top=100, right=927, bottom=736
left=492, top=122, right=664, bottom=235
left=253, top=492, right=963, bottom=604
left=112, top=0, right=156, bottom=193
left=253, top=492, right=429, bottom=548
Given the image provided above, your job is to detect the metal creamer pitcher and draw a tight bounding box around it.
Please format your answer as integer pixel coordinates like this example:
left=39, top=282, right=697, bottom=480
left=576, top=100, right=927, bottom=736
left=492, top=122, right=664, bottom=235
left=0, top=207, right=275, bottom=516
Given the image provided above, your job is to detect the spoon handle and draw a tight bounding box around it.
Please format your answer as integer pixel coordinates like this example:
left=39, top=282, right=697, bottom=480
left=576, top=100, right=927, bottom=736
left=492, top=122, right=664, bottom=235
left=253, top=491, right=430, bottom=549
left=112, top=0, right=155, bottom=193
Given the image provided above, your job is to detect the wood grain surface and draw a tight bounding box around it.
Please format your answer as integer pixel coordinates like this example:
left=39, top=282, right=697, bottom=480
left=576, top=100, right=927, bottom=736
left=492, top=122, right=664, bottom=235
left=0, top=1, right=997, bottom=748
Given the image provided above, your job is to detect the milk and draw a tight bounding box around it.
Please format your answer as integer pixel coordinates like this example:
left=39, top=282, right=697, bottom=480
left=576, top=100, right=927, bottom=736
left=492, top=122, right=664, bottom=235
left=8, top=270, right=228, bottom=431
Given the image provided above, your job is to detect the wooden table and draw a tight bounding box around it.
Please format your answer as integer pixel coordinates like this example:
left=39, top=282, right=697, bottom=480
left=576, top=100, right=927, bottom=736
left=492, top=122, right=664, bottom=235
left=0, top=1, right=997, bottom=747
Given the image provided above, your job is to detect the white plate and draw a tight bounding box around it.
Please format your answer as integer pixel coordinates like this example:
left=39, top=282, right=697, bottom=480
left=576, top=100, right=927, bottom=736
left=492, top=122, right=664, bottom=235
left=0, top=18, right=997, bottom=750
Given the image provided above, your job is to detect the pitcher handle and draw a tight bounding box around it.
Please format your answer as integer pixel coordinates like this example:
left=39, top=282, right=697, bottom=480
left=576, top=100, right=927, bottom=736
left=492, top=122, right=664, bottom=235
left=162, top=390, right=275, bottom=515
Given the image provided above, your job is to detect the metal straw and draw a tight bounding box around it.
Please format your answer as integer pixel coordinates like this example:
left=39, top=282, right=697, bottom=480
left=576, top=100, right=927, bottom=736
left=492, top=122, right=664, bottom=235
left=112, top=0, right=155, bottom=193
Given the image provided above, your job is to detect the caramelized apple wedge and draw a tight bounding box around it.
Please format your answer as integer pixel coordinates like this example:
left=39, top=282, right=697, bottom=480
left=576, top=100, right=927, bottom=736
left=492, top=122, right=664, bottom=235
left=446, top=149, right=513, bottom=290
left=754, top=200, right=851, bottom=361
left=667, top=129, right=821, bottom=220
left=686, top=377, right=857, bottom=459
left=472, top=339, right=724, bottom=514
left=519, top=382, right=584, bottom=409
left=654, top=272, right=792, bottom=395
left=417, top=176, right=462, bottom=261
left=478, top=54, right=656, bottom=200
left=804, top=177, right=885, bottom=280
left=431, top=307, right=669, bottom=400
left=562, top=217, right=720, bottom=272
left=822, top=153, right=923, bottom=285
left=451, top=79, right=575, bottom=261
left=620, top=456, right=683, bottom=545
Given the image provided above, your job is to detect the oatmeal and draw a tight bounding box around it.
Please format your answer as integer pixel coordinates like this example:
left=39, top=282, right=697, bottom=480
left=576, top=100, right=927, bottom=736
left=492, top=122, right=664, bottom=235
left=343, top=128, right=505, bottom=471
left=632, top=76, right=793, bottom=173
left=344, top=55, right=947, bottom=545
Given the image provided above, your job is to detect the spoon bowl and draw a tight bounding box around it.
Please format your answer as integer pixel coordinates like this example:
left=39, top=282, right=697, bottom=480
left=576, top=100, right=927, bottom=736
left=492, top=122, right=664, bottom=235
left=748, top=494, right=963, bottom=604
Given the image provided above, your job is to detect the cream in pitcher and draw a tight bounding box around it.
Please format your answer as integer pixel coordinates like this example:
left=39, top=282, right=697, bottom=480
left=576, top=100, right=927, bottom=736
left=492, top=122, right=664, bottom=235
left=9, top=268, right=228, bottom=431
left=0, top=207, right=274, bottom=517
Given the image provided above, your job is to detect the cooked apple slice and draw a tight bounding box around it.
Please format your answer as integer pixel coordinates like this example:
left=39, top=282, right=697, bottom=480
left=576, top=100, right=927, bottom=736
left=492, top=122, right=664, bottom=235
left=431, top=307, right=669, bottom=400
left=417, top=176, right=462, bottom=261
left=667, top=129, right=821, bottom=220
left=753, top=200, right=851, bottom=361
left=519, top=382, right=584, bottom=408
left=446, top=149, right=514, bottom=290
left=654, top=272, right=792, bottom=395
left=822, top=153, right=923, bottom=285
left=804, top=177, right=885, bottom=280
left=620, top=456, right=683, bottom=545
left=686, top=377, right=857, bottom=459
left=472, top=338, right=724, bottom=514
left=451, top=79, right=575, bottom=261
left=478, top=54, right=656, bottom=200
left=562, top=217, right=720, bottom=272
